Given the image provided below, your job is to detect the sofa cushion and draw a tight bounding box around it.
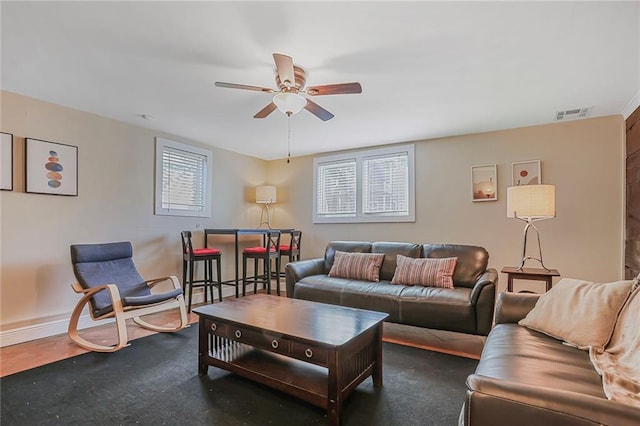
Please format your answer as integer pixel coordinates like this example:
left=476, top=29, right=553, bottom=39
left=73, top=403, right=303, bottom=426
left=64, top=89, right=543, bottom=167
left=371, top=242, right=422, bottom=281
left=476, top=323, right=606, bottom=398
left=423, top=244, right=488, bottom=288
left=323, top=241, right=372, bottom=273
left=391, top=255, right=457, bottom=288
left=519, top=278, right=634, bottom=351
left=293, top=276, right=403, bottom=322
left=293, top=275, right=349, bottom=306
left=398, top=285, right=476, bottom=333
left=340, top=280, right=403, bottom=322
left=328, top=251, right=385, bottom=282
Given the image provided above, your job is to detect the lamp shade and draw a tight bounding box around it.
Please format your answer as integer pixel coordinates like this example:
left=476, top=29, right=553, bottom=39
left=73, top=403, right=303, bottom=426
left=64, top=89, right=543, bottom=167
left=273, top=93, right=307, bottom=115
left=256, top=185, right=277, bottom=204
left=507, top=185, right=556, bottom=219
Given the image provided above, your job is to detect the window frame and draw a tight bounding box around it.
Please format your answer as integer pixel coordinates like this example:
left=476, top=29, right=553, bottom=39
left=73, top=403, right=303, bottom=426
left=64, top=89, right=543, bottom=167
left=154, top=137, right=212, bottom=218
left=313, top=144, right=415, bottom=223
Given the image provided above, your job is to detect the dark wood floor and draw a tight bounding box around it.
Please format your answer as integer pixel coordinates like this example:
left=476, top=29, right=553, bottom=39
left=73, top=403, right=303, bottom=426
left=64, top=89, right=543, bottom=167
left=0, top=293, right=484, bottom=377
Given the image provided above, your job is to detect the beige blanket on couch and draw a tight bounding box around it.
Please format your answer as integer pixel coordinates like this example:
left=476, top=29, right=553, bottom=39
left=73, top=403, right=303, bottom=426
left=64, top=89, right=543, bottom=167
left=590, top=280, right=640, bottom=407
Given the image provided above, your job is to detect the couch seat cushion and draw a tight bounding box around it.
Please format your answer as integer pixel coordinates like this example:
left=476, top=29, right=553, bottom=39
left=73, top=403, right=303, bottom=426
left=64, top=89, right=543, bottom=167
left=398, top=285, right=475, bottom=333
left=294, top=276, right=404, bottom=321
left=476, top=323, right=606, bottom=398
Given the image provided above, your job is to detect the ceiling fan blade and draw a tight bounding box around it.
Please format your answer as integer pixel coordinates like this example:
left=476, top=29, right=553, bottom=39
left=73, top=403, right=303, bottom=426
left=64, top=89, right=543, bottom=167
left=254, top=102, right=277, bottom=119
left=304, top=99, right=335, bottom=121
left=215, top=82, right=274, bottom=93
left=306, top=82, right=362, bottom=96
left=273, top=53, right=295, bottom=88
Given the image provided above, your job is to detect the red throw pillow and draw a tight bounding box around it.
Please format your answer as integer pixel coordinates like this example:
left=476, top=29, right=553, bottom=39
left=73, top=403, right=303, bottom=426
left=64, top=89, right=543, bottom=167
left=328, top=251, right=385, bottom=282
left=391, top=255, right=457, bottom=288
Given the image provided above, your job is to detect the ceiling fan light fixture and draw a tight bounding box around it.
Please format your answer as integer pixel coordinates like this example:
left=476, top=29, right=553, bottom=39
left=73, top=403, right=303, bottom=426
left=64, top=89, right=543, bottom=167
left=273, top=92, right=306, bottom=115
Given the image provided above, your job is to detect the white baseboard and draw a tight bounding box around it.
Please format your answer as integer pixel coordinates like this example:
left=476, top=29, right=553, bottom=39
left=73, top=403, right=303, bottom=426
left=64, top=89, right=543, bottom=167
left=0, top=290, right=214, bottom=348
left=0, top=314, right=114, bottom=348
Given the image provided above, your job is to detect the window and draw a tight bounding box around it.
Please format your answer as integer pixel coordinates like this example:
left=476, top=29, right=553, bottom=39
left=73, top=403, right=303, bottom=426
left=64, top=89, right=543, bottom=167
left=154, top=138, right=212, bottom=217
left=313, top=144, right=415, bottom=223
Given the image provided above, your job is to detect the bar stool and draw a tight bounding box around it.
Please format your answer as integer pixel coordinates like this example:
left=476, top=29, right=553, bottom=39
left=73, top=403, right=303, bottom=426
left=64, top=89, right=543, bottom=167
left=277, top=230, right=302, bottom=278
left=180, top=231, right=222, bottom=312
left=242, top=230, right=281, bottom=296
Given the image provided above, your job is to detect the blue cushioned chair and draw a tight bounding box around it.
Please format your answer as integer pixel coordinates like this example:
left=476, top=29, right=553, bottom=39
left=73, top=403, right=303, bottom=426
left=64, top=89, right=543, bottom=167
left=69, top=241, right=188, bottom=352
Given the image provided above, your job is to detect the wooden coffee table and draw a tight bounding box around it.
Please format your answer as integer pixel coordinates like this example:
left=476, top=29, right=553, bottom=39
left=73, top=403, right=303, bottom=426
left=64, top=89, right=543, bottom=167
left=193, top=294, right=388, bottom=425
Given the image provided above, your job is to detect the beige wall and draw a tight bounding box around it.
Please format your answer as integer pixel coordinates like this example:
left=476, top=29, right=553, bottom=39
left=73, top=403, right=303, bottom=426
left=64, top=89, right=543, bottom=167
left=0, top=90, right=626, bottom=343
left=267, top=115, right=625, bottom=291
left=0, top=91, right=268, bottom=336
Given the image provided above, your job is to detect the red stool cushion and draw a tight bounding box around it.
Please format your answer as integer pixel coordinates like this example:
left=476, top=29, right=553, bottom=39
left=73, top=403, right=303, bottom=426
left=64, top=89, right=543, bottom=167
left=193, top=248, right=221, bottom=255
left=243, top=246, right=276, bottom=254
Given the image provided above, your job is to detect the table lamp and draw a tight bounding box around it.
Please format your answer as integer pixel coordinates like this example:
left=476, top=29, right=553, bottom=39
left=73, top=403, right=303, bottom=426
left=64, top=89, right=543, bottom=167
left=507, top=184, right=556, bottom=271
left=256, top=185, right=277, bottom=228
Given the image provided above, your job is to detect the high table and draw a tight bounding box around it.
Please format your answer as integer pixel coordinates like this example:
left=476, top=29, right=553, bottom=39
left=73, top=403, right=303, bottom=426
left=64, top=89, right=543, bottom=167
left=204, top=228, right=295, bottom=297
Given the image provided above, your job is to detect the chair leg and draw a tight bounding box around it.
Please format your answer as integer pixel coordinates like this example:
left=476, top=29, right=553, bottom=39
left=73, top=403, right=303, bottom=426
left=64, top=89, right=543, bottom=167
left=275, top=257, right=281, bottom=296
left=182, top=260, right=187, bottom=294
left=188, top=259, right=195, bottom=313
left=216, top=257, right=222, bottom=302
left=265, top=257, right=272, bottom=295
left=242, top=255, right=247, bottom=297
left=253, top=258, right=259, bottom=294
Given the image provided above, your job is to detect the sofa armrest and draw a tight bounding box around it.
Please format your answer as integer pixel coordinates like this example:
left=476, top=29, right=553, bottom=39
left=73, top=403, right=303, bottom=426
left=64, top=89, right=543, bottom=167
left=463, top=374, right=640, bottom=426
left=469, top=269, right=498, bottom=302
left=469, top=268, right=498, bottom=335
left=285, top=258, right=325, bottom=298
left=494, top=292, right=540, bottom=324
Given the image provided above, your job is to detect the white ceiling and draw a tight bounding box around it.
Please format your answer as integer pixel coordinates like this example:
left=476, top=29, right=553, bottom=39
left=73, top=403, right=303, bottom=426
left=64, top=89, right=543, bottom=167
left=2, top=1, right=639, bottom=160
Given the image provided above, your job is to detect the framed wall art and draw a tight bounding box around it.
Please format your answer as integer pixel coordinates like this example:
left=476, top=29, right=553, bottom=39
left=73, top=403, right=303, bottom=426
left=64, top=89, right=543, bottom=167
left=1, top=132, right=13, bottom=191
left=26, top=138, right=78, bottom=196
left=471, top=164, right=497, bottom=202
left=512, top=160, right=541, bottom=186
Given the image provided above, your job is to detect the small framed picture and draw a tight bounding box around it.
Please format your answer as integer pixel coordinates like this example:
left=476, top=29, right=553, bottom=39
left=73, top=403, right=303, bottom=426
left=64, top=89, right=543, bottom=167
left=1, top=132, right=13, bottom=191
left=471, top=164, right=497, bottom=202
left=26, top=138, right=78, bottom=196
left=512, top=160, right=541, bottom=186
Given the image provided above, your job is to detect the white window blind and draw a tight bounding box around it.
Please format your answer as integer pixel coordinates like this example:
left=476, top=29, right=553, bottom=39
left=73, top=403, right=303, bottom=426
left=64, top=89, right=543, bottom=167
left=316, top=159, right=357, bottom=217
left=155, top=138, right=212, bottom=217
left=363, top=152, right=409, bottom=215
left=313, top=144, right=415, bottom=223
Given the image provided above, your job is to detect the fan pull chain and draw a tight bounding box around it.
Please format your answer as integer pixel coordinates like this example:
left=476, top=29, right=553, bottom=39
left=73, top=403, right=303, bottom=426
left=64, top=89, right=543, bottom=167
left=286, top=112, right=292, bottom=163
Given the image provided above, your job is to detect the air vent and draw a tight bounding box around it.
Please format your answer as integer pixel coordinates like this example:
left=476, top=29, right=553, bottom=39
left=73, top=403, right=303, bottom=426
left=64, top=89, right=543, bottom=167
left=554, top=107, right=591, bottom=121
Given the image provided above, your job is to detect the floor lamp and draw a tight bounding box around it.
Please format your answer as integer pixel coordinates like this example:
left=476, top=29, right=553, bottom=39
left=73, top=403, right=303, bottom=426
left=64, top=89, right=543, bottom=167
left=256, top=185, right=276, bottom=229
left=507, top=185, right=556, bottom=271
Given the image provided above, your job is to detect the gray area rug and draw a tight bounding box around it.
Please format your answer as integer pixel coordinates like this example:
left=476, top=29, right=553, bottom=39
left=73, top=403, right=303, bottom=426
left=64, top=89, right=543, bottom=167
left=1, top=324, right=477, bottom=425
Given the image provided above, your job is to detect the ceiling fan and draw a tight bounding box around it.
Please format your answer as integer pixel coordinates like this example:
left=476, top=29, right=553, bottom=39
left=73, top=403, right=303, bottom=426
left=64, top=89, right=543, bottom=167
left=215, top=53, right=362, bottom=121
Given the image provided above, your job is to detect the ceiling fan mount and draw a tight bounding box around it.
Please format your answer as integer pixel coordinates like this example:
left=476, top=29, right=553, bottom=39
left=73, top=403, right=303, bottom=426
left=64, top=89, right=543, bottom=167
left=215, top=53, right=362, bottom=121
left=276, top=65, right=306, bottom=92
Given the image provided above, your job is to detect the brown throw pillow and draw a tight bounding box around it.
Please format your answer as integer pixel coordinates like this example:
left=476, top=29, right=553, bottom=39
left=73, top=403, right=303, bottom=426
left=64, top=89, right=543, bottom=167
left=518, top=278, right=635, bottom=351
left=328, top=251, right=385, bottom=282
left=391, top=255, right=457, bottom=288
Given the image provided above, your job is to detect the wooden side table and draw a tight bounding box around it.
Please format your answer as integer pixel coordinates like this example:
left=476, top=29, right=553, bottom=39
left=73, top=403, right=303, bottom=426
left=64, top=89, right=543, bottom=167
left=501, top=266, right=560, bottom=293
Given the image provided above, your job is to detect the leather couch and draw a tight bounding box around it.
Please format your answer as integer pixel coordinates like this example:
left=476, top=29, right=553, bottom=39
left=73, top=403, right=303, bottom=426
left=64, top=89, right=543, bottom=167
left=285, top=241, right=497, bottom=336
left=460, top=292, right=640, bottom=426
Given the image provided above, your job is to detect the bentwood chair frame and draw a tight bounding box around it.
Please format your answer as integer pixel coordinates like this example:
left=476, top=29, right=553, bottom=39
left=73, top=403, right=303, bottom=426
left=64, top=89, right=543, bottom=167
left=69, top=241, right=188, bottom=353
left=243, top=230, right=281, bottom=296
left=181, top=231, right=222, bottom=312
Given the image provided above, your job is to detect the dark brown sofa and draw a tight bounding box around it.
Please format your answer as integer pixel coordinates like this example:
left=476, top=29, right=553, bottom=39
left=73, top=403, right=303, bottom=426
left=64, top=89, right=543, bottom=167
left=285, top=241, right=497, bottom=336
left=460, top=292, right=640, bottom=426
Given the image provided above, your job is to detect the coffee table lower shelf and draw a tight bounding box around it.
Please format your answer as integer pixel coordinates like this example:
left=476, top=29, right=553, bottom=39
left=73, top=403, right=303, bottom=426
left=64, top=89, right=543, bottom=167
left=201, top=337, right=376, bottom=411
left=210, top=340, right=334, bottom=406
